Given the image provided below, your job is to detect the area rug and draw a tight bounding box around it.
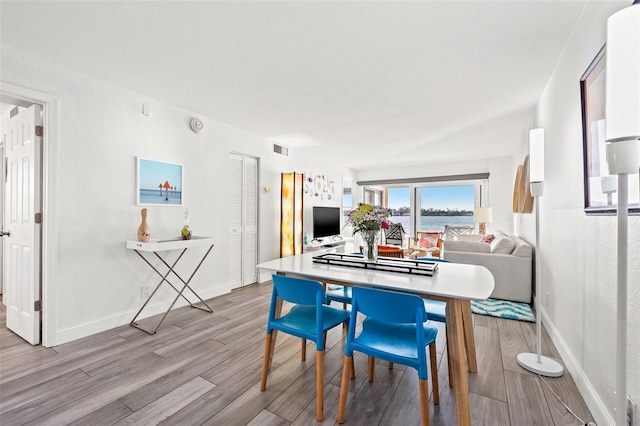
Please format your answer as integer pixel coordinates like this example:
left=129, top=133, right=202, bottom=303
left=471, top=298, right=536, bottom=322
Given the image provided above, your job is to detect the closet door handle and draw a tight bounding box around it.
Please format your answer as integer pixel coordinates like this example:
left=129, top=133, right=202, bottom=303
left=0, top=230, right=10, bottom=237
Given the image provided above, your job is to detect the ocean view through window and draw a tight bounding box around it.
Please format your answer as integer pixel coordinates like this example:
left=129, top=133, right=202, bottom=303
left=388, top=185, right=475, bottom=233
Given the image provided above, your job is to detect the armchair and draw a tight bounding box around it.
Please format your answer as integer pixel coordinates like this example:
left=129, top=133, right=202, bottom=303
left=407, top=231, right=442, bottom=258
left=383, top=222, right=407, bottom=247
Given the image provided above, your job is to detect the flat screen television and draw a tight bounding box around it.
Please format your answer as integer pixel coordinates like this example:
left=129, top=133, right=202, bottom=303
left=313, top=206, right=341, bottom=239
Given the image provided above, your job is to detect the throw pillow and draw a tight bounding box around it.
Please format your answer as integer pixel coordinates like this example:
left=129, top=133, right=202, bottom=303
left=419, top=235, right=435, bottom=248
left=480, top=234, right=495, bottom=243
left=490, top=234, right=515, bottom=254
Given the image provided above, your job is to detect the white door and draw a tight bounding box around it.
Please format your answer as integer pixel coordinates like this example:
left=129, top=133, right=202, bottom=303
left=228, top=153, right=258, bottom=288
left=242, top=156, right=258, bottom=285
left=3, top=104, right=42, bottom=345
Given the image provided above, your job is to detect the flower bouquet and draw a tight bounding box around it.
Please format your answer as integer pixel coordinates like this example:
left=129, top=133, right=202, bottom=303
left=345, top=204, right=390, bottom=262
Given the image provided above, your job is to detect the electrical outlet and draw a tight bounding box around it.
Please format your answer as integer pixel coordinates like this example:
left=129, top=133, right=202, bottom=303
left=141, top=286, right=150, bottom=298
left=628, top=396, right=637, bottom=426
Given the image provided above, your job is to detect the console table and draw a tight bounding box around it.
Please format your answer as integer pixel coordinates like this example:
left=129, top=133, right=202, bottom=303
left=125, top=236, right=214, bottom=334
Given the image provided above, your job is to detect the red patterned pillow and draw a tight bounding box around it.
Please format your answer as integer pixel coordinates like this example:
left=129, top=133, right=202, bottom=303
left=481, top=234, right=495, bottom=243
left=419, top=235, right=435, bottom=248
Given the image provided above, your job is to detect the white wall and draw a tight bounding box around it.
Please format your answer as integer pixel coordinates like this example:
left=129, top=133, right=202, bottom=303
left=1, top=44, right=288, bottom=345
left=517, top=2, right=639, bottom=424
left=355, top=156, right=516, bottom=235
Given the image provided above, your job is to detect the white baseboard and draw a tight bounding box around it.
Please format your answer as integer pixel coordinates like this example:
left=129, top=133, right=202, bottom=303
left=53, top=285, right=232, bottom=346
left=539, top=305, right=614, bottom=425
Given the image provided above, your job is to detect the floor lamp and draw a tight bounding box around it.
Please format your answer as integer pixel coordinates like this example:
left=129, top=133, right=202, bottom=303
left=605, top=2, right=640, bottom=424
left=516, top=128, right=564, bottom=377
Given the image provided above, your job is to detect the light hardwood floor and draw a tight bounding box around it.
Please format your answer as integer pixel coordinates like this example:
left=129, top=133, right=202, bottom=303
left=0, top=283, right=593, bottom=425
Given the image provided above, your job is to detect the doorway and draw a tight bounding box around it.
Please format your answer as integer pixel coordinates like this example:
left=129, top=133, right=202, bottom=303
left=228, top=152, right=258, bottom=288
left=1, top=93, right=45, bottom=346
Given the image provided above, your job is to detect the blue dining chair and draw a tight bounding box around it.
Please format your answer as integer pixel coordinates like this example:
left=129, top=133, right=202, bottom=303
left=416, top=258, right=450, bottom=323
left=328, top=257, right=449, bottom=318
left=337, top=286, right=439, bottom=425
left=416, top=257, right=452, bottom=385
left=325, top=252, right=361, bottom=308
left=260, top=274, right=350, bottom=421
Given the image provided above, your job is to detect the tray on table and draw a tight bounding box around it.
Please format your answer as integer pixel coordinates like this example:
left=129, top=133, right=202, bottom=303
left=312, top=253, right=439, bottom=276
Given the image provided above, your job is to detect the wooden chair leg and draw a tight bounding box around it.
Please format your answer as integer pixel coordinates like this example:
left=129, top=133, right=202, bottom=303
left=446, top=326, right=454, bottom=388
left=316, top=350, right=324, bottom=421
left=368, top=356, right=375, bottom=382
left=418, top=378, right=431, bottom=426
left=350, top=355, right=356, bottom=379
left=337, top=355, right=352, bottom=424
left=301, top=338, right=306, bottom=361
left=429, top=342, right=440, bottom=405
left=260, top=333, right=272, bottom=391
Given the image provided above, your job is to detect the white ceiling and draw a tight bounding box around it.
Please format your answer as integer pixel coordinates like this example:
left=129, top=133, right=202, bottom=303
left=0, top=1, right=594, bottom=170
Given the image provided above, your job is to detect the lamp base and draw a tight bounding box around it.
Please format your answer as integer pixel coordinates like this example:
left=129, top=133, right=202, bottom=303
left=516, top=352, right=564, bottom=377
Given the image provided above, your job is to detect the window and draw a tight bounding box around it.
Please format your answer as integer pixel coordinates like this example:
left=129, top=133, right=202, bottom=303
left=417, top=185, right=475, bottom=232
left=363, top=188, right=382, bottom=206
left=581, top=45, right=640, bottom=215
left=342, top=188, right=352, bottom=216
left=359, top=175, right=487, bottom=235
left=387, top=187, right=411, bottom=233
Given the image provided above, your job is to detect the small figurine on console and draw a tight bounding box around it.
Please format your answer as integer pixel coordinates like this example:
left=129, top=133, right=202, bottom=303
left=137, top=208, right=151, bottom=242
left=181, top=208, right=192, bottom=240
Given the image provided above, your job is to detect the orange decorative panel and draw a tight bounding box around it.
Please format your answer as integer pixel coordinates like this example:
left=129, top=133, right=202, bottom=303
left=280, top=172, right=304, bottom=257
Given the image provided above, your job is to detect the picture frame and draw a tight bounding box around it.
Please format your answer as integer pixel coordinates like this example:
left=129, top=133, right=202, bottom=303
left=136, top=157, right=183, bottom=206
left=580, top=45, right=640, bottom=215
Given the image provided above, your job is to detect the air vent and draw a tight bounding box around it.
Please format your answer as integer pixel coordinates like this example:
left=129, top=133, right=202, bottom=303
left=273, top=144, right=289, bottom=156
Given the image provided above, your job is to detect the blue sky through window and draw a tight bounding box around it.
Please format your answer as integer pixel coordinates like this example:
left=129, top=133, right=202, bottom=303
left=388, top=186, right=474, bottom=210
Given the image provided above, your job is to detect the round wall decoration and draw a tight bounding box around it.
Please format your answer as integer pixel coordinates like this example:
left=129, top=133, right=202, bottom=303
left=190, top=117, right=204, bottom=134
left=513, top=165, right=523, bottom=213
left=512, top=156, right=534, bottom=213
left=520, top=155, right=534, bottom=213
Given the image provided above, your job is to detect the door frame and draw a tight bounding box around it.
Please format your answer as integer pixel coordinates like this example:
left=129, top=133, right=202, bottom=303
left=1, top=82, right=59, bottom=347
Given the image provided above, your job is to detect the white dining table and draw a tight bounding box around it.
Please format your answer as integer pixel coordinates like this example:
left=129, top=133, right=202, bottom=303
left=257, top=252, right=494, bottom=426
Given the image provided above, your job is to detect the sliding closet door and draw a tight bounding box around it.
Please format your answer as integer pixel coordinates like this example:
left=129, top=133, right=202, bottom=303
left=228, top=153, right=258, bottom=288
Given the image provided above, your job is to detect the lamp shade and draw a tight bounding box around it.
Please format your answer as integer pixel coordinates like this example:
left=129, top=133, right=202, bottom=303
left=606, top=2, right=640, bottom=144
left=473, top=207, right=493, bottom=223
left=529, top=128, right=545, bottom=183
left=605, top=2, right=640, bottom=175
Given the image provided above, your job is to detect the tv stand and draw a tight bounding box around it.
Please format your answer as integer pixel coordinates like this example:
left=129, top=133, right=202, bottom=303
left=304, top=236, right=353, bottom=254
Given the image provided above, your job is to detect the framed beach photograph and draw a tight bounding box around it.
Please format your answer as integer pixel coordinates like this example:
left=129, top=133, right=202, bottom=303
left=580, top=45, right=640, bottom=215
left=136, top=157, right=183, bottom=206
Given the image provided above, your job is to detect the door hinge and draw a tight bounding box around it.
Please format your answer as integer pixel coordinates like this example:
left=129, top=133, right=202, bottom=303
left=35, top=126, right=43, bottom=137
left=34, top=300, right=42, bottom=311
left=35, top=213, right=42, bottom=224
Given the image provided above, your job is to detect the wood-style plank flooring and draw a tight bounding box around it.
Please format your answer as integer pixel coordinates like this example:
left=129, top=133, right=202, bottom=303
left=0, top=283, right=593, bottom=425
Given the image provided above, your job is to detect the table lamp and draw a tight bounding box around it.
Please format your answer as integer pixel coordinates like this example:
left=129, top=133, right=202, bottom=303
left=605, top=1, right=640, bottom=424
left=473, top=207, right=493, bottom=235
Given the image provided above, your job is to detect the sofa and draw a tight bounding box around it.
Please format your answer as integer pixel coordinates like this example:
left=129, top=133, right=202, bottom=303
left=442, top=230, right=533, bottom=303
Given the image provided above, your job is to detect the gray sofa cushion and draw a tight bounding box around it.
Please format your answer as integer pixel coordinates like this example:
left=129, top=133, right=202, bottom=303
left=490, top=234, right=515, bottom=254
left=443, top=239, right=491, bottom=254
left=511, top=237, right=533, bottom=257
